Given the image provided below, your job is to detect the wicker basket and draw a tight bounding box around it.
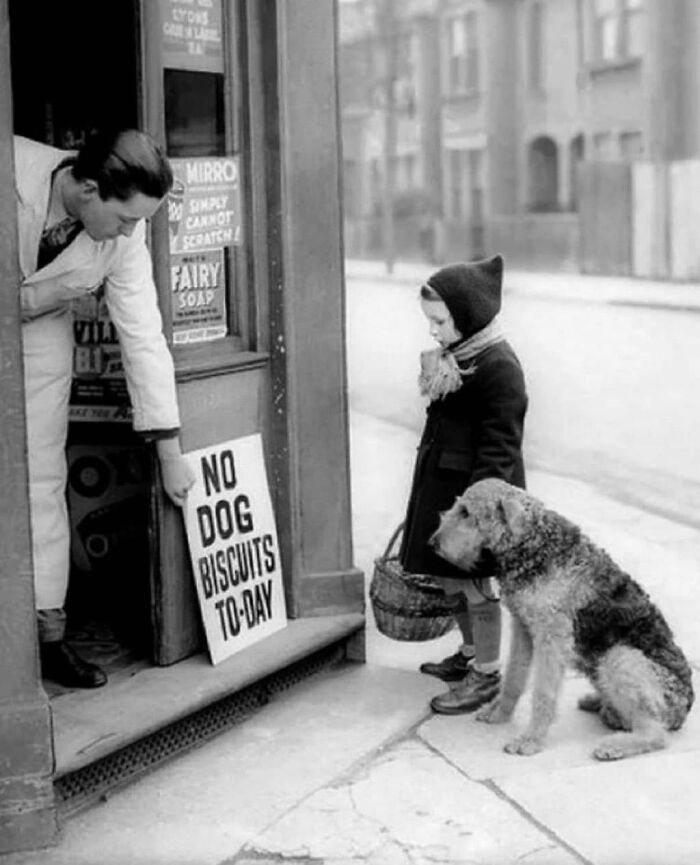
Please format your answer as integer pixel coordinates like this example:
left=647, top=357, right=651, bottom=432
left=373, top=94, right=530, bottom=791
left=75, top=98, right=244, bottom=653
left=369, top=523, right=458, bottom=641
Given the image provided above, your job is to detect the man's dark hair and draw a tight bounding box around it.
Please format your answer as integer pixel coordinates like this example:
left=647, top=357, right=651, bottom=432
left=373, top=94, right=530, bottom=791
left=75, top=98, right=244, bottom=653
left=71, top=129, right=174, bottom=201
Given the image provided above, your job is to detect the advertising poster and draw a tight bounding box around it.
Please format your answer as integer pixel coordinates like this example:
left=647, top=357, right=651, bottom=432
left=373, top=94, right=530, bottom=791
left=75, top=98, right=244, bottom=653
left=171, top=248, right=227, bottom=344
left=182, top=435, right=287, bottom=665
left=70, top=293, right=131, bottom=423
left=167, top=155, right=241, bottom=344
left=160, top=0, right=224, bottom=73
left=167, top=156, right=241, bottom=255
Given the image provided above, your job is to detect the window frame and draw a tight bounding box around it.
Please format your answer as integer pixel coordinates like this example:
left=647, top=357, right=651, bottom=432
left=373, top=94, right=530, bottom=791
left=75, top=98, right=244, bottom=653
left=142, top=0, right=260, bottom=377
left=445, top=10, right=480, bottom=96
left=591, top=0, right=644, bottom=66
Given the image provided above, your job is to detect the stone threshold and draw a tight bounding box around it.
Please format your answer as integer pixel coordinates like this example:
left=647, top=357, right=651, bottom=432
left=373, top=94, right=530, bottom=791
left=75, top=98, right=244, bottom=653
left=51, top=613, right=365, bottom=779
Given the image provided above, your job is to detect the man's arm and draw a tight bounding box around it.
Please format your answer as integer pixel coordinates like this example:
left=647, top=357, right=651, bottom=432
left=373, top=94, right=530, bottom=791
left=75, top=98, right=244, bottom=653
left=104, top=222, right=194, bottom=505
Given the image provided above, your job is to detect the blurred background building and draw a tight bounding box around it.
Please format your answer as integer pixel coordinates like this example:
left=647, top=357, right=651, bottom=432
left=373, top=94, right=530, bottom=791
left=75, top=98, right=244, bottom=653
left=338, top=0, right=700, bottom=279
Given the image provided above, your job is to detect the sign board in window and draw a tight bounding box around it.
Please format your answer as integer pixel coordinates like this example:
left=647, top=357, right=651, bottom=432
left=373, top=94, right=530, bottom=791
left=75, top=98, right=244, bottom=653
left=171, top=249, right=227, bottom=344
left=168, top=156, right=241, bottom=253
left=160, top=0, right=224, bottom=74
left=183, top=435, right=287, bottom=665
left=167, top=156, right=241, bottom=343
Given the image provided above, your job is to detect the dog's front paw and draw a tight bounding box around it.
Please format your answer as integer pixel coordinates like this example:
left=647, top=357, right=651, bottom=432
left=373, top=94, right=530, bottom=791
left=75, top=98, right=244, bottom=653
left=504, top=735, right=543, bottom=756
left=476, top=698, right=512, bottom=724
left=592, top=740, right=626, bottom=762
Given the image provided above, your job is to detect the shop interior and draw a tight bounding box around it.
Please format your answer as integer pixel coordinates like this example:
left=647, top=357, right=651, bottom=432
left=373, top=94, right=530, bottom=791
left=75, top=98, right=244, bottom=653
left=10, top=0, right=158, bottom=690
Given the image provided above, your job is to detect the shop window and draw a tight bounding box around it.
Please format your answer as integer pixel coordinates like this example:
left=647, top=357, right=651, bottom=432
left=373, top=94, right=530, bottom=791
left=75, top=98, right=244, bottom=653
left=527, top=136, right=559, bottom=212
left=446, top=11, right=480, bottom=95
left=154, top=0, right=248, bottom=352
left=164, top=70, right=226, bottom=157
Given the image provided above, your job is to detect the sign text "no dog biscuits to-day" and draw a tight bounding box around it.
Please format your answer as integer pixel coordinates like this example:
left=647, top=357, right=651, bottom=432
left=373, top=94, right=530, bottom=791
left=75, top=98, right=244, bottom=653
left=183, top=434, right=287, bottom=664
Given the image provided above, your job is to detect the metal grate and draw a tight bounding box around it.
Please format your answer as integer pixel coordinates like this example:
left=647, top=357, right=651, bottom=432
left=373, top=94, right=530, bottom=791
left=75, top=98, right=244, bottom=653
left=55, top=642, right=346, bottom=817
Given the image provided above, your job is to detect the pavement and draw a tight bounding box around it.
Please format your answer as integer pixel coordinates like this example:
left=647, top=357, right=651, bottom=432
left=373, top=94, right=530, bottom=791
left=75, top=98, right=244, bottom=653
left=3, top=261, right=700, bottom=865
left=345, top=257, right=700, bottom=313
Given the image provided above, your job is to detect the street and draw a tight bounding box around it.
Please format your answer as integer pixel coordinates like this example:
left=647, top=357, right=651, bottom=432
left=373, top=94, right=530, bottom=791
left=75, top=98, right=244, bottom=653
left=345, top=269, right=700, bottom=528
left=3, top=265, right=699, bottom=865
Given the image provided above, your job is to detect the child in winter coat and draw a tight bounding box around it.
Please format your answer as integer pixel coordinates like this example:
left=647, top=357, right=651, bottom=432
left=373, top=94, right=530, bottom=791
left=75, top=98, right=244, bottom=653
left=399, top=254, right=528, bottom=713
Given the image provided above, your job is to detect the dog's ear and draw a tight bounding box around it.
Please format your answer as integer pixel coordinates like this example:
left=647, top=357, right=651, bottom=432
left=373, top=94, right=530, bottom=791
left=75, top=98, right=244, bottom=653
left=497, top=496, right=526, bottom=534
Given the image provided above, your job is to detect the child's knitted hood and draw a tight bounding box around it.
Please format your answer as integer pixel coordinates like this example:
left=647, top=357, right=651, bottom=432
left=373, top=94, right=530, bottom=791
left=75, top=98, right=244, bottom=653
left=426, top=254, right=503, bottom=339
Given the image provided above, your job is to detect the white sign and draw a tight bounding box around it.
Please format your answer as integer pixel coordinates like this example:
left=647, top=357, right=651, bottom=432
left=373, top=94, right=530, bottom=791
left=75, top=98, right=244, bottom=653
left=183, top=435, right=287, bottom=664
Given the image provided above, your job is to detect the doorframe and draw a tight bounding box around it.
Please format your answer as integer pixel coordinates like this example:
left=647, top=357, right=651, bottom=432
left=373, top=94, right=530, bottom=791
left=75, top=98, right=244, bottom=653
left=0, top=0, right=58, bottom=851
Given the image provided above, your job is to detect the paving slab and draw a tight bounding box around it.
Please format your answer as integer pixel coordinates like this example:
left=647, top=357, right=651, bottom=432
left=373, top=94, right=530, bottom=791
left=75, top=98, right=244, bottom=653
left=419, top=674, right=700, bottom=783
left=500, top=749, right=700, bottom=865
left=420, top=673, right=700, bottom=865
left=0, top=665, right=439, bottom=865
left=240, top=739, right=581, bottom=865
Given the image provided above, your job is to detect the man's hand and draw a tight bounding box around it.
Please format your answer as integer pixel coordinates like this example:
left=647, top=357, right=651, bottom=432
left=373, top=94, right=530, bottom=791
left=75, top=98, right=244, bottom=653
left=156, top=439, right=196, bottom=507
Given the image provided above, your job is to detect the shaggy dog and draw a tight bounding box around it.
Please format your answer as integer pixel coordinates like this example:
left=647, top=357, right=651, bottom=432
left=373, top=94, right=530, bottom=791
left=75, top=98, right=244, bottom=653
left=429, top=478, right=694, bottom=761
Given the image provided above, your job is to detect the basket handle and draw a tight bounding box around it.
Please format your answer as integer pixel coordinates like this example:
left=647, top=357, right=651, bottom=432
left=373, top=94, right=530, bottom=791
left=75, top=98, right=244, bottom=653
left=382, top=522, right=405, bottom=558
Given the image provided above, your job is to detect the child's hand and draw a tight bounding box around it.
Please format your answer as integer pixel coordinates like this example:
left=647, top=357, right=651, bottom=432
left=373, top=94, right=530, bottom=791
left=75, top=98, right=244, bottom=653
left=156, top=440, right=196, bottom=507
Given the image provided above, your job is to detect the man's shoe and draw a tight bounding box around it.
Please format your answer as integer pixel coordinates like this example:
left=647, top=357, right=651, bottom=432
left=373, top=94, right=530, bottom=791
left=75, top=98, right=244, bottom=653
left=40, top=641, right=107, bottom=689
left=419, top=650, right=474, bottom=682
left=430, top=668, right=500, bottom=715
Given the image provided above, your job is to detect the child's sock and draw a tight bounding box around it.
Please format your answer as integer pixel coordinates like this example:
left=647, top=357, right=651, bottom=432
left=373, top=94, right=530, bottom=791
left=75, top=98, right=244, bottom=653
left=459, top=643, right=475, bottom=660
left=470, top=599, right=501, bottom=672
left=473, top=659, right=500, bottom=676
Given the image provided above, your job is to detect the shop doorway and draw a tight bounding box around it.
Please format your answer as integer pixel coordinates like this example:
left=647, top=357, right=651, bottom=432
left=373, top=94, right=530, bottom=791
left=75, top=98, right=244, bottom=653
left=9, top=0, right=159, bottom=687
left=10, top=0, right=139, bottom=147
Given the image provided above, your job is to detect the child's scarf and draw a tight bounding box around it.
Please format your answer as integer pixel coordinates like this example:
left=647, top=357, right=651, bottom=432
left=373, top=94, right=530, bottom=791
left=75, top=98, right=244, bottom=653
left=419, top=318, right=505, bottom=402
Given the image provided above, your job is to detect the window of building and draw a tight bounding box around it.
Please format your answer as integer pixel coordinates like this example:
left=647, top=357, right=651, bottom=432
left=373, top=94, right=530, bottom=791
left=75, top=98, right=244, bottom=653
left=446, top=11, right=479, bottom=94
left=619, top=130, right=643, bottom=160
left=370, top=158, right=382, bottom=215
left=528, top=1, right=545, bottom=90
left=164, top=70, right=226, bottom=158
left=391, top=154, right=417, bottom=192
left=527, top=136, right=559, bottom=212
left=569, top=134, right=585, bottom=210
left=157, top=0, right=248, bottom=351
left=340, top=39, right=375, bottom=109
left=468, top=150, right=484, bottom=222
left=448, top=149, right=466, bottom=218
left=343, top=159, right=362, bottom=218
left=592, top=0, right=645, bottom=64
left=446, top=148, right=483, bottom=220
left=152, top=0, right=254, bottom=352
left=593, top=131, right=615, bottom=159
left=624, top=0, right=645, bottom=56
left=394, top=31, right=417, bottom=115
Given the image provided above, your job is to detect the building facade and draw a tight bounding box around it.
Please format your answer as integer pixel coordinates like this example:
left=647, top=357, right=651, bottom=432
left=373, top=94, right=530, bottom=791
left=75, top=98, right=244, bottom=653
left=340, top=0, right=700, bottom=275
